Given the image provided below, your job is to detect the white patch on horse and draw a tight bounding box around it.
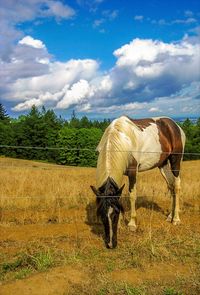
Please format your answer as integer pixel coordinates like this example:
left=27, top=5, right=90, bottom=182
left=131, top=123, right=162, bottom=171
left=108, top=206, right=113, bottom=248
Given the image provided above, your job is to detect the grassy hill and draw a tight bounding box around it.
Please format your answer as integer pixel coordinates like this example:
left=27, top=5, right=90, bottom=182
left=0, top=157, right=200, bottom=294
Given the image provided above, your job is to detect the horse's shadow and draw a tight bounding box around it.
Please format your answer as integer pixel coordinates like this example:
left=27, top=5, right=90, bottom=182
left=136, top=195, right=165, bottom=213
left=85, top=202, right=103, bottom=237
left=85, top=196, right=165, bottom=237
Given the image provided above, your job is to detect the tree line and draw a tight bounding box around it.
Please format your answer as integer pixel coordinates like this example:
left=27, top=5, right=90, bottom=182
left=0, top=103, right=199, bottom=166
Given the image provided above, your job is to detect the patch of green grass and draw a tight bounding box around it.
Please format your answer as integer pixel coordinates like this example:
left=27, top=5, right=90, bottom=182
left=0, top=249, right=54, bottom=281
left=2, top=258, right=24, bottom=273
left=30, top=250, right=54, bottom=271
left=105, top=282, right=146, bottom=295
left=124, top=283, right=146, bottom=295
left=163, top=287, right=184, bottom=295
left=106, top=260, right=115, bottom=272
left=14, top=267, right=32, bottom=280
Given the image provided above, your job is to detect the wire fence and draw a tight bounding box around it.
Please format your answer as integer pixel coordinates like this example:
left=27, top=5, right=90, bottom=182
left=0, top=164, right=189, bottom=172
left=0, top=144, right=199, bottom=202
left=0, top=144, right=199, bottom=173
left=0, top=144, right=200, bottom=156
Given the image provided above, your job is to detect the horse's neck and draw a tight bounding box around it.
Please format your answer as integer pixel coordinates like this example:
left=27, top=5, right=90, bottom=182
left=96, top=144, right=130, bottom=188
left=96, top=117, right=136, bottom=188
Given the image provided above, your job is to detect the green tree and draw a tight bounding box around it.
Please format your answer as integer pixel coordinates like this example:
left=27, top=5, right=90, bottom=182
left=41, top=108, right=62, bottom=162
left=79, top=116, right=92, bottom=128
left=69, top=110, right=80, bottom=128
left=0, top=122, right=15, bottom=156
left=57, top=127, right=79, bottom=165
left=77, top=128, right=103, bottom=166
left=57, top=127, right=103, bottom=166
left=12, top=106, right=46, bottom=159
left=0, top=103, right=10, bottom=123
left=181, top=118, right=200, bottom=160
left=0, top=104, right=14, bottom=156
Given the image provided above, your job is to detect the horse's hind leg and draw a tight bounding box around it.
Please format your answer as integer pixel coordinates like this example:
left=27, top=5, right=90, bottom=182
left=169, top=154, right=182, bottom=225
left=128, top=173, right=137, bottom=231
left=160, top=157, right=181, bottom=225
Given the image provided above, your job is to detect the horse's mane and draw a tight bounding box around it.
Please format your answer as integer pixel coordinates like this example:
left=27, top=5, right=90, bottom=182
left=96, top=116, right=137, bottom=188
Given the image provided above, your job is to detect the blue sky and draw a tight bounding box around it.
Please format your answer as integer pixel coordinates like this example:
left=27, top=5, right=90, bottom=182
left=0, top=0, right=200, bottom=119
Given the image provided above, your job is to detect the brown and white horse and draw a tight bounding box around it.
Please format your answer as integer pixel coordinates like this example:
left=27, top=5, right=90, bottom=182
left=91, top=116, right=185, bottom=249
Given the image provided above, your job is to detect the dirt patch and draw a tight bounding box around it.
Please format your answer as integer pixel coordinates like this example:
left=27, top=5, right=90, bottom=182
left=0, top=266, right=88, bottom=295
left=0, top=207, right=88, bottom=225
left=0, top=218, right=102, bottom=256
left=0, top=222, right=90, bottom=242
left=111, top=262, right=191, bottom=284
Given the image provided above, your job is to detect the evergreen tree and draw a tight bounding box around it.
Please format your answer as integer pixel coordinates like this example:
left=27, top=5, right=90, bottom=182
left=58, top=127, right=79, bottom=165
left=80, top=116, right=92, bottom=128
left=77, top=128, right=103, bottom=166
left=69, top=110, right=80, bottom=128
left=0, top=103, right=10, bottom=123
left=41, top=108, right=62, bottom=162
left=181, top=118, right=200, bottom=160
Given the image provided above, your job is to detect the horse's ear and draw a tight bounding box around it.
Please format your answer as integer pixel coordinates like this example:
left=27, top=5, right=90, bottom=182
left=90, top=185, right=99, bottom=196
left=117, top=183, right=125, bottom=195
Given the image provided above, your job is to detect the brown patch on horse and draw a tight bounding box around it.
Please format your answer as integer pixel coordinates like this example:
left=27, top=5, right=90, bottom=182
left=155, top=118, right=183, bottom=176
left=125, top=157, right=138, bottom=176
left=129, top=118, right=155, bottom=131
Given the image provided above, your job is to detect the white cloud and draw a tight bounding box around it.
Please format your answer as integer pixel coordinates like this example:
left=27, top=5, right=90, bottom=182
left=93, top=19, right=105, bottom=27
left=93, top=9, right=118, bottom=30
left=12, top=87, right=67, bottom=111
left=56, top=79, right=92, bottom=109
left=134, top=15, right=144, bottom=21
left=184, top=10, right=194, bottom=17
left=19, top=36, right=46, bottom=49
left=99, top=75, right=113, bottom=92
left=9, top=55, right=99, bottom=111
left=113, top=38, right=197, bottom=68
left=102, top=9, right=118, bottom=20
left=148, top=107, right=161, bottom=112
left=42, top=1, right=75, bottom=20
left=135, top=63, right=163, bottom=78
left=1, top=31, right=200, bottom=118
left=0, top=1, right=75, bottom=62
left=0, top=1, right=198, bottom=117
left=91, top=102, right=147, bottom=114
left=172, top=18, right=197, bottom=25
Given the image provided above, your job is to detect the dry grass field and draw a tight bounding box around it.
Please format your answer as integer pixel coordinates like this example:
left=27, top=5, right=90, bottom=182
left=0, top=157, right=200, bottom=295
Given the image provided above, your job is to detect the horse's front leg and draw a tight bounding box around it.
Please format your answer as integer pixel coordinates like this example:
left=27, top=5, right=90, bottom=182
left=171, top=176, right=181, bottom=225
left=128, top=174, right=137, bottom=231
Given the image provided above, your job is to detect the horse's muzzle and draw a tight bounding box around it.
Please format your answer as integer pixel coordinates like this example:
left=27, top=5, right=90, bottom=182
left=105, top=239, right=117, bottom=249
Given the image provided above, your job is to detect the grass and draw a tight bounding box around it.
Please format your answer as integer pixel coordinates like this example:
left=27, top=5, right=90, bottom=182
left=163, top=288, right=184, bottom=295
left=0, top=248, right=55, bottom=281
left=96, top=283, right=146, bottom=295
left=0, top=157, right=200, bottom=294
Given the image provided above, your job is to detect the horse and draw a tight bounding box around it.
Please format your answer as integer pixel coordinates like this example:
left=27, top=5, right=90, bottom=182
left=90, top=116, right=186, bottom=249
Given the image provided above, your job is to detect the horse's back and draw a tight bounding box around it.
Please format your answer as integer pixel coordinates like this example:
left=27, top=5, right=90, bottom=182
left=127, top=116, right=185, bottom=171
left=97, top=115, right=185, bottom=174
left=128, top=116, right=185, bottom=152
left=154, top=117, right=185, bottom=153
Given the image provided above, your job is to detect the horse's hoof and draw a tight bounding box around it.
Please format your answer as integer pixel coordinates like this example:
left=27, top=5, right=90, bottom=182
left=172, top=219, right=180, bottom=225
left=166, top=213, right=172, bottom=222
left=166, top=217, right=172, bottom=222
left=128, top=225, right=137, bottom=232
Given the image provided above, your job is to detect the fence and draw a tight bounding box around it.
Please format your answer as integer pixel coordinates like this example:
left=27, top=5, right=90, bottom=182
left=0, top=149, right=199, bottom=225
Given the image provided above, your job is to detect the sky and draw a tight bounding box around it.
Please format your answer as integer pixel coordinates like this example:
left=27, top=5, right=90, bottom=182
left=0, top=0, right=200, bottom=119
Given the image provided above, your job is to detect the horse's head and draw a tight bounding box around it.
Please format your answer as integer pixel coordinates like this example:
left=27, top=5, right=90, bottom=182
left=90, top=177, right=125, bottom=249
